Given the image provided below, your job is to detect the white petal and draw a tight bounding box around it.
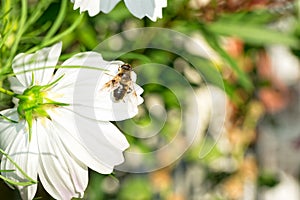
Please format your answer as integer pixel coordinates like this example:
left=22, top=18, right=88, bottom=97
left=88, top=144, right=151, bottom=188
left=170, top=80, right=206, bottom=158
left=0, top=108, right=20, bottom=150
left=157, top=0, right=167, bottom=8
left=71, top=0, right=121, bottom=16
left=36, top=118, right=88, bottom=199
left=61, top=51, right=110, bottom=68
left=100, top=0, right=121, bottom=13
left=56, top=51, right=111, bottom=85
left=52, top=52, right=143, bottom=121
left=94, top=81, right=144, bottom=121
left=50, top=52, right=110, bottom=103
left=73, top=0, right=90, bottom=12
left=12, top=53, right=29, bottom=87
left=72, top=0, right=81, bottom=10
left=48, top=108, right=129, bottom=169
left=153, top=0, right=167, bottom=19
left=7, top=77, right=25, bottom=106
left=124, top=0, right=167, bottom=21
left=52, top=119, right=114, bottom=173
left=12, top=42, right=62, bottom=87
left=56, top=52, right=143, bottom=121
left=62, top=56, right=142, bottom=120
left=124, top=0, right=154, bottom=19
left=0, top=118, right=39, bottom=200
left=79, top=0, right=100, bottom=16
left=48, top=108, right=115, bottom=174
left=96, top=120, right=130, bottom=151
left=93, top=66, right=144, bottom=121
left=8, top=77, right=26, bottom=94
left=34, top=42, right=62, bottom=85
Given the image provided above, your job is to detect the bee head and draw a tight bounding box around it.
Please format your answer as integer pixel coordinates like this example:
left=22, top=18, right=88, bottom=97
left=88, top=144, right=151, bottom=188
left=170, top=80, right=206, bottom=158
left=120, top=63, right=132, bottom=71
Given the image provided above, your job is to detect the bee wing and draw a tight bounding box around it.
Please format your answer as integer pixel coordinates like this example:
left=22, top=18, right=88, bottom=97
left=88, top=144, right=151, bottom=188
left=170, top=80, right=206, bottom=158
left=132, top=82, right=144, bottom=105
left=100, top=80, right=114, bottom=91
left=126, top=81, right=143, bottom=107
left=130, top=71, right=137, bottom=82
left=100, top=75, right=121, bottom=91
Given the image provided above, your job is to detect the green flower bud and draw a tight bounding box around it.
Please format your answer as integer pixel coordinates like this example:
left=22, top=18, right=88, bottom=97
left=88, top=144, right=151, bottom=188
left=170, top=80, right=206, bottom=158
left=17, top=85, right=51, bottom=119
left=16, top=76, right=69, bottom=141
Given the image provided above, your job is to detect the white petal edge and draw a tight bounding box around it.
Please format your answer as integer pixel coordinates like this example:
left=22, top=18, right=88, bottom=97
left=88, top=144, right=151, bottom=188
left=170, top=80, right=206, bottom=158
left=79, top=0, right=100, bottom=16
left=48, top=108, right=128, bottom=172
left=71, top=0, right=121, bottom=16
left=93, top=82, right=143, bottom=121
left=0, top=108, right=21, bottom=150
left=0, top=118, right=39, bottom=200
left=57, top=52, right=143, bottom=121
left=124, top=0, right=167, bottom=21
left=33, top=42, right=62, bottom=85
left=52, top=51, right=143, bottom=121
left=100, top=0, right=121, bottom=13
left=36, top=117, right=88, bottom=199
left=8, top=77, right=26, bottom=94
left=50, top=51, right=113, bottom=103
left=12, top=42, right=62, bottom=87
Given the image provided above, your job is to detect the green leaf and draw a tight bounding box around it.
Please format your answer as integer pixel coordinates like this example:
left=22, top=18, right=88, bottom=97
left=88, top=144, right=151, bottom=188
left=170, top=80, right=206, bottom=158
left=119, top=177, right=152, bottom=200
left=0, top=148, right=37, bottom=186
left=24, top=110, right=33, bottom=142
left=0, top=114, right=18, bottom=123
left=207, top=22, right=299, bottom=48
left=215, top=10, right=276, bottom=25
left=201, top=27, right=254, bottom=91
left=0, top=174, right=35, bottom=186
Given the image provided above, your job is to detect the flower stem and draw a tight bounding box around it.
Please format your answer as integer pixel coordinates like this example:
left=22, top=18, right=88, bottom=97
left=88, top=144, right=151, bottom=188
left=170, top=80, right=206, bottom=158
left=27, top=13, right=85, bottom=54
left=2, top=0, right=11, bottom=21
left=0, top=148, right=37, bottom=186
left=44, top=0, right=67, bottom=41
left=25, top=0, right=52, bottom=30
left=3, top=0, right=27, bottom=71
left=0, top=87, right=15, bottom=97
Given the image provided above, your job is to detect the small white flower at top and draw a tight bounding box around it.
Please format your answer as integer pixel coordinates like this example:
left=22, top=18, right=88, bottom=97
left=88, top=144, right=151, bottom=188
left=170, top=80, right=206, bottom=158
left=0, top=42, right=143, bottom=200
left=71, top=0, right=167, bottom=21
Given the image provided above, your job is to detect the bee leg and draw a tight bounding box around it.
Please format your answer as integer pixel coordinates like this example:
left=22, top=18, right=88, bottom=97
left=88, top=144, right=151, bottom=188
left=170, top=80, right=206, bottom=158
left=104, top=72, right=115, bottom=77
left=127, top=87, right=133, bottom=94
left=133, top=90, right=137, bottom=97
left=127, top=87, right=137, bottom=97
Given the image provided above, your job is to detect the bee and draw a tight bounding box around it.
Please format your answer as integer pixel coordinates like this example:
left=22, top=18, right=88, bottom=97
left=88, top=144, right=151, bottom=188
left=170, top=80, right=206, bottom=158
left=101, top=63, right=136, bottom=102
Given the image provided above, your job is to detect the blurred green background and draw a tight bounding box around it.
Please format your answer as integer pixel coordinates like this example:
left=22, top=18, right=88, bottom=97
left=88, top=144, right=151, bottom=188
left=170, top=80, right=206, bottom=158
left=1, top=0, right=300, bottom=199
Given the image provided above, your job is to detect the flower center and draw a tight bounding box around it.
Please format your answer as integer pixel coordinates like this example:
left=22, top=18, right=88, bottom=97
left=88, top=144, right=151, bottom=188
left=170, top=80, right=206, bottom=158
left=17, top=85, right=52, bottom=119
left=16, top=75, right=69, bottom=141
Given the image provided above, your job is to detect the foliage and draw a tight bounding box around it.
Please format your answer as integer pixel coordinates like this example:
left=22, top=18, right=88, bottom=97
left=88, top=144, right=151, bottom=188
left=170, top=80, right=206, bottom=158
left=1, top=0, right=299, bottom=199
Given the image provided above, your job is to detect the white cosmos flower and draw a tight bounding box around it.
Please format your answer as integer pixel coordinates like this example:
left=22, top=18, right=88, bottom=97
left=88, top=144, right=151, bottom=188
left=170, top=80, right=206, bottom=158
left=0, top=42, right=143, bottom=199
left=71, top=0, right=167, bottom=21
